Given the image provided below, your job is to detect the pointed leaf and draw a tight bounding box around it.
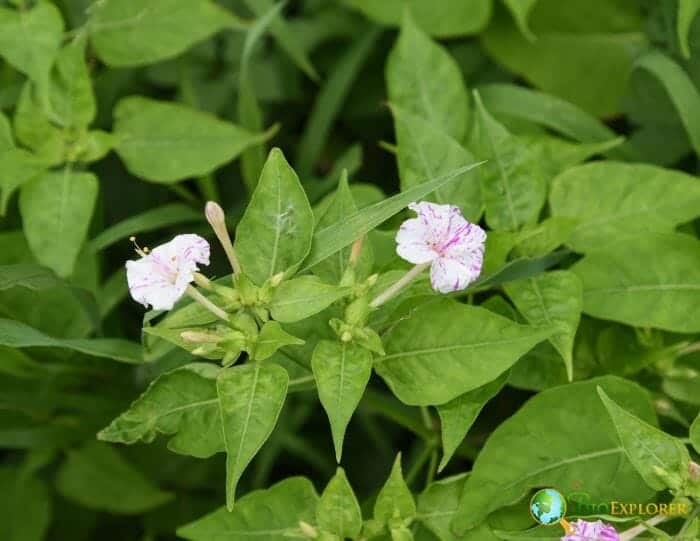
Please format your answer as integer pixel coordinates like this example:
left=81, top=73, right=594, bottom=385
left=312, top=340, right=372, bottom=461
left=386, top=13, right=469, bottom=140
left=0, top=465, right=51, bottom=541
left=50, top=37, right=95, bottom=128
left=20, top=170, right=97, bottom=277
left=571, top=233, right=700, bottom=332
left=471, top=93, right=545, bottom=231
left=0, top=318, right=142, bottom=364
left=504, top=271, right=582, bottom=380
left=98, top=363, right=223, bottom=457
left=390, top=103, right=481, bottom=221
left=437, top=372, right=508, bottom=472
left=113, top=96, right=270, bottom=184
left=598, top=387, right=690, bottom=491
left=217, top=362, right=289, bottom=510
left=374, top=454, right=416, bottom=523
left=311, top=174, right=372, bottom=283
left=0, top=149, right=46, bottom=215
left=0, top=2, right=63, bottom=90
left=178, top=477, right=319, bottom=541
left=550, top=162, right=700, bottom=252
left=269, top=276, right=350, bottom=323
left=235, top=148, right=314, bottom=284
left=254, top=321, right=304, bottom=361
left=678, top=0, right=700, bottom=58
left=451, top=376, right=656, bottom=534
left=377, top=299, right=551, bottom=405
left=316, top=467, right=363, bottom=539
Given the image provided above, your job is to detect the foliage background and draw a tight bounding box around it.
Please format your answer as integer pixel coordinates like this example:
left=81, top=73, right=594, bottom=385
left=3, top=0, right=700, bottom=540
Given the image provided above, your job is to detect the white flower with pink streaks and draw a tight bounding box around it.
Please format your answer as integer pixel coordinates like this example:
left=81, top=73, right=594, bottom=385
left=561, top=519, right=619, bottom=541
left=396, top=202, right=486, bottom=294
left=126, top=234, right=210, bottom=310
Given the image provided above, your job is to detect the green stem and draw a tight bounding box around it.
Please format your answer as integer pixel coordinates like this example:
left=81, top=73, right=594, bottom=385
left=361, top=389, right=432, bottom=441
left=168, top=183, right=200, bottom=205
left=405, top=443, right=436, bottom=487
left=369, top=262, right=430, bottom=308
left=196, top=173, right=221, bottom=204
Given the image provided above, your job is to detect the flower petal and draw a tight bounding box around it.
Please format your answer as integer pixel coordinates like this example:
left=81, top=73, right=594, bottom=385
left=125, top=234, right=210, bottom=311
left=429, top=250, right=483, bottom=294
left=396, top=217, right=436, bottom=264
left=126, top=258, right=187, bottom=310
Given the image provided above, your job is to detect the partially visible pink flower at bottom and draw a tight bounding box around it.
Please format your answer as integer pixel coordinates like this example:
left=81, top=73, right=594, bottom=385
left=395, top=201, right=486, bottom=294
left=561, top=519, right=619, bottom=541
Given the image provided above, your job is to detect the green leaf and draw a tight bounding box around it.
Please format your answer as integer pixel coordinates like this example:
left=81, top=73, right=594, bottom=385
left=89, top=203, right=202, bottom=252
left=386, top=13, right=469, bottom=141
left=50, top=37, right=95, bottom=128
left=242, top=0, right=318, bottom=81
left=634, top=50, right=700, bottom=156
left=471, top=92, right=545, bottom=231
left=550, top=162, right=700, bottom=252
left=481, top=0, right=646, bottom=116
left=56, top=442, right=173, bottom=514
left=0, top=1, right=63, bottom=92
left=451, top=376, right=656, bottom=534
left=19, top=170, right=97, bottom=277
left=390, top=103, right=481, bottom=221
left=13, top=83, right=67, bottom=165
left=374, top=454, right=416, bottom=524
left=311, top=174, right=372, bottom=284
left=503, top=0, right=538, bottom=41
left=598, top=387, right=690, bottom=491
left=512, top=217, right=578, bottom=258
left=269, top=276, right=350, bottom=323
left=235, top=148, right=314, bottom=285
left=98, top=363, right=223, bottom=457
left=303, top=162, right=485, bottom=271
left=437, top=372, right=508, bottom=472
left=254, top=321, right=304, bottom=361
left=0, top=263, right=60, bottom=291
left=177, top=477, right=319, bottom=541
left=478, top=83, right=633, bottom=159
left=678, top=0, right=700, bottom=58
left=217, top=362, right=289, bottom=510
left=0, top=318, right=143, bottom=364
left=312, top=340, right=373, bottom=462
left=113, top=96, right=270, bottom=184
left=504, top=271, right=582, bottom=380
left=0, top=149, right=47, bottom=215
left=0, top=465, right=51, bottom=541
left=418, top=474, right=500, bottom=541
left=88, top=0, right=238, bottom=67
left=377, top=299, right=551, bottom=405
left=317, top=467, right=363, bottom=539
left=295, top=28, right=380, bottom=177
left=343, top=0, right=491, bottom=37
left=571, top=233, right=700, bottom=333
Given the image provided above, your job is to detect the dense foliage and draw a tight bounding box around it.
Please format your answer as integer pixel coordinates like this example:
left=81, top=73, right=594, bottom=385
left=2, top=0, right=700, bottom=540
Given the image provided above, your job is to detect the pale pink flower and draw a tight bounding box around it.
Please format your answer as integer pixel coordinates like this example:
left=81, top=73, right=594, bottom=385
left=561, top=519, right=619, bottom=541
left=396, top=202, right=486, bottom=293
left=126, top=234, right=210, bottom=311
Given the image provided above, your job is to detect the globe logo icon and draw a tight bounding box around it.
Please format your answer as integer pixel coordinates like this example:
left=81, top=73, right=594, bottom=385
left=530, top=488, right=567, bottom=525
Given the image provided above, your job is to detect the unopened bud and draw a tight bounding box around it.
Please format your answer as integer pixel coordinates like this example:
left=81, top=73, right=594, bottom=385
left=689, top=461, right=700, bottom=480
left=299, top=521, right=318, bottom=539
left=270, top=272, right=284, bottom=287
left=205, top=201, right=226, bottom=228
left=366, top=273, right=379, bottom=287
left=204, top=201, right=242, bottom=275
left=341, top=330, right=353, bottom=343
left=180, top=330, right=221, bottom=344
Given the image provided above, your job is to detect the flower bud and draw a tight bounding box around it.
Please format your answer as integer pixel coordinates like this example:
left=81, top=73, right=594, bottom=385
left=299, top=521, right=318, bottom=539
left=205, top=201, right=226, bottom=228
left=180, top=330, right=221, bottom=344
left=270, top=272, right=284, bottom=287
left=341, top=330, right=353, bottom=343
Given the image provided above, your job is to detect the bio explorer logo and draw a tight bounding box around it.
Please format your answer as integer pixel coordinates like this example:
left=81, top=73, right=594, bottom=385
left=567, top=490, right=691, bottom=517
left=529, top=488, right=579, bottom=536
left=529, top=487, right=690, bottom=536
